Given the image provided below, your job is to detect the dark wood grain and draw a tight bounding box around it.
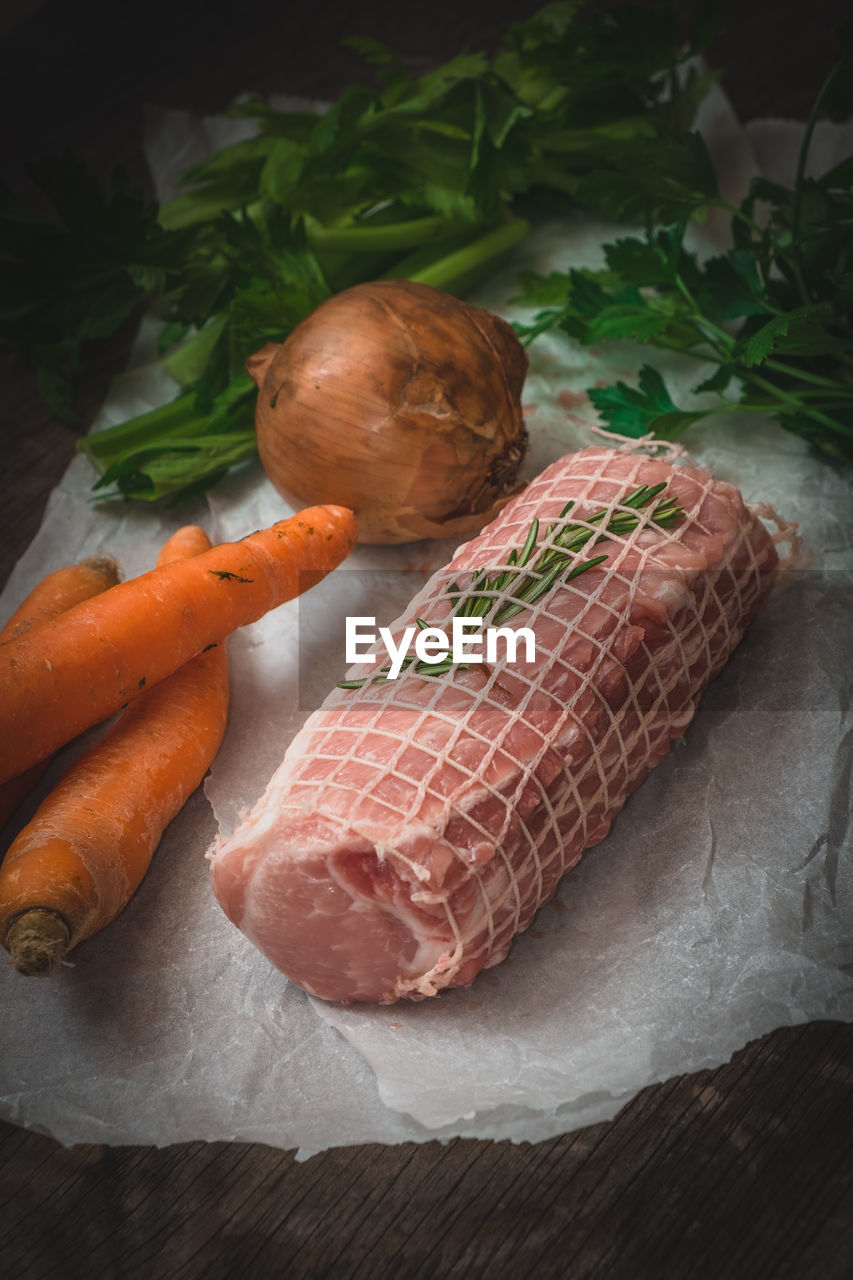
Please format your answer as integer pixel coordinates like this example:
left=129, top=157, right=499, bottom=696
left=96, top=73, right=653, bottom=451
left=1, top=1022, right=851, bottom=1278
left=1, top=1, right=851, bottom=1275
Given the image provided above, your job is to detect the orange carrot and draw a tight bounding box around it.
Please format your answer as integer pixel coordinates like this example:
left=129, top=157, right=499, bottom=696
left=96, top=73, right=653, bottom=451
left=0, top=556, right=120, bottom=829
left=0, top=525, right=230, bottom=976
left=1, top=556, right=120, bottom=643
left=0, top=504, right=356, bottom=786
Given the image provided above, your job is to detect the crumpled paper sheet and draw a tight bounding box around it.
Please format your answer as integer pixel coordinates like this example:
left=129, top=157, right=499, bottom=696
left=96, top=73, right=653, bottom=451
left=0, top=85, right=851, bottom=1160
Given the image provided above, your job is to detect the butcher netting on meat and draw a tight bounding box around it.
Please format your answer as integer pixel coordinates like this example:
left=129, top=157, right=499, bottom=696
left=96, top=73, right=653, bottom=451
left=210, top=446, right=782, bottom=1003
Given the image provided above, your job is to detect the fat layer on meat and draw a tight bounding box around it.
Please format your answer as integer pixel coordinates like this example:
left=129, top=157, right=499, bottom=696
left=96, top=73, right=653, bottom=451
left=210, top=447, right=779, bottom=1003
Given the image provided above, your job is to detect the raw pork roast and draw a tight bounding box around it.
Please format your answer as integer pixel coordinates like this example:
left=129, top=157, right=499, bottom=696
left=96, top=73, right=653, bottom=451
left=210, top=446, right=779, bottom=1003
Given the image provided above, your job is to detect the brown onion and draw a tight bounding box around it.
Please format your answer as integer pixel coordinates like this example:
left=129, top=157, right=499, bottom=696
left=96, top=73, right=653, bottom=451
left=248, top=279, right=529, bottom=544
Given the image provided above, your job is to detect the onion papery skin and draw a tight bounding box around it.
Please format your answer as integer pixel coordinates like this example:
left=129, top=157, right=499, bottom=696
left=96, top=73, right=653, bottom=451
left=249, top=280, right=529, bottom=544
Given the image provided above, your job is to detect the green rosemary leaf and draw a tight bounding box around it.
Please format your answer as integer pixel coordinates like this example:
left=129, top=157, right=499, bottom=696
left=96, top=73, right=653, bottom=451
left=518, top=518, right=540, bottom=567
left=338, top=480, right=684, bottom=688
left=566, top=552, right=608, bottom=579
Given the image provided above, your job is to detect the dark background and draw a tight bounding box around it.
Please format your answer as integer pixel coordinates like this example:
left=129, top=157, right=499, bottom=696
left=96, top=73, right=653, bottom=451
left=1, top=2, right=852, bottom=1276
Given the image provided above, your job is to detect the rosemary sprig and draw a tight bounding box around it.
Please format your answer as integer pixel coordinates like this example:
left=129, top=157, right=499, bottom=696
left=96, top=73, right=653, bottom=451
left=338, top=481, right=684, bottom=688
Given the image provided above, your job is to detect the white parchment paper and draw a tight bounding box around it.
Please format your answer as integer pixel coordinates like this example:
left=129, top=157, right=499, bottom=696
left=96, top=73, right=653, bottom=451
left=0, top=86, right=851, bottom=1159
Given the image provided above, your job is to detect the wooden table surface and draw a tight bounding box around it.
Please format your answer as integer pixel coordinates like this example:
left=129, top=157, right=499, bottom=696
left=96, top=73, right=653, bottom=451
left=1, top=3, right=851, bottom=1276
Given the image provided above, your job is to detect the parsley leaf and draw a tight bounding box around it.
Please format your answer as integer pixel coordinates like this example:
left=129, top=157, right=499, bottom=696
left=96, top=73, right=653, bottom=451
left=515, top=48, right=853, bottom=466
left=588, top=366, right=710, bottom=439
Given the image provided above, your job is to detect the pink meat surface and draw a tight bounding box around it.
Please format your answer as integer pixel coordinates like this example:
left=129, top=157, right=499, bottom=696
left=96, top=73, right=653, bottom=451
left=210, top=446, right=779, bottom=1003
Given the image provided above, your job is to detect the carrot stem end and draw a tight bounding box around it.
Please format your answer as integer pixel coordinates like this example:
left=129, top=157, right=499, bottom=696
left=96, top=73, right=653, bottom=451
left=5, top=909, right=71, bottom=976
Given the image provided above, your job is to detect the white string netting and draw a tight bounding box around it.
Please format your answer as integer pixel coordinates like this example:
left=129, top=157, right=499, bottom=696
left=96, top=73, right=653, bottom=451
left=222, top=445, right=788, bottom=1002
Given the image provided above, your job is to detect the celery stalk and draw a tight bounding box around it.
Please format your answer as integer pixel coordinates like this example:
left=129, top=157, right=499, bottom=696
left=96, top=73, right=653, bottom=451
left=387, top=218, right=531, bottom=294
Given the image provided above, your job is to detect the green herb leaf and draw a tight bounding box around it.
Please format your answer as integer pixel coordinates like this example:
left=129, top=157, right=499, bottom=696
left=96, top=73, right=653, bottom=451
left=740, top=303, right=838, bottom=367
left=338, top=479, right=685, bottom=688
left=588, top=366, right=710, bottom=440
left=0, top=156, right=191, bottom=423
left=5, top=3, right=721, bottom=494
left=572, top=132, right=719, bottom=223
left=518, top=46, right=853, bottom=465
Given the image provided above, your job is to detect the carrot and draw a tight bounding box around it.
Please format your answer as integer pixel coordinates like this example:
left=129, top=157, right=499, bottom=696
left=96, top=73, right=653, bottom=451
left=0, top=556, right=120, bottom=830
left=0, top=503, right=356, bottom=786
left=1, top=556, right=120, bottom=642
left=0, top=525, right=230, bottom=976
